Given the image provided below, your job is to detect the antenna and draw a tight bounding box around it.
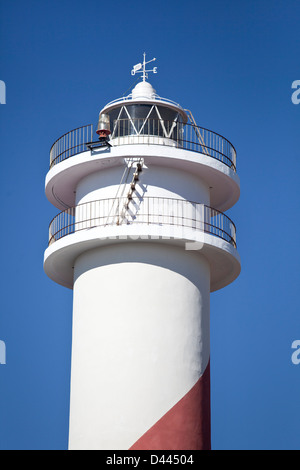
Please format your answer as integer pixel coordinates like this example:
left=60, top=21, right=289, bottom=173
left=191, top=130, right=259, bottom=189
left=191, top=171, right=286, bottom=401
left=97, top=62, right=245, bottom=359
left=131, top=53, right=157, bottom=82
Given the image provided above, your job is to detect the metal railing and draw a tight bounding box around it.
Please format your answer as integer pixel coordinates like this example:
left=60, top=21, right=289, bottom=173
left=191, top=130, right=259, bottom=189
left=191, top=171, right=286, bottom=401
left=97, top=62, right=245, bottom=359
left=110, top=118, right=236, bottom=170
left=49, top=120, right=236, bottom=171
left=48, top=196, right=236, bottom=248
left=50, top=124, right=93, bottom=168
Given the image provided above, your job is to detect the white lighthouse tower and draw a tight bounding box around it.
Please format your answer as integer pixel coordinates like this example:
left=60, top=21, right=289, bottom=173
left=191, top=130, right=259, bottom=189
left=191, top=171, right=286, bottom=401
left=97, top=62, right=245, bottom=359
left=44, top=55, right=241, bottom=451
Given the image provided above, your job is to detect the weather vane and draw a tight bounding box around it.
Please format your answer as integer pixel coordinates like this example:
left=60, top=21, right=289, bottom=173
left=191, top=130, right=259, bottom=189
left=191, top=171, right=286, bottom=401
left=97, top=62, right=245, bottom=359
left=131, top=53, right=157, bottom=82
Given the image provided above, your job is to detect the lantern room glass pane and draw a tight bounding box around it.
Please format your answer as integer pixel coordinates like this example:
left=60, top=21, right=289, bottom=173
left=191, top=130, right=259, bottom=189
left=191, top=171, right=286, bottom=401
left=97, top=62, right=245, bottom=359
left=108, top=104, right=183, bottom=140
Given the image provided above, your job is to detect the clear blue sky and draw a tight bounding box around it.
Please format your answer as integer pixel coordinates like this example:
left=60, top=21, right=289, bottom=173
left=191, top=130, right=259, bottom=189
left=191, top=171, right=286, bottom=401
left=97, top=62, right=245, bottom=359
left=0, top=0, right=299, bottom=450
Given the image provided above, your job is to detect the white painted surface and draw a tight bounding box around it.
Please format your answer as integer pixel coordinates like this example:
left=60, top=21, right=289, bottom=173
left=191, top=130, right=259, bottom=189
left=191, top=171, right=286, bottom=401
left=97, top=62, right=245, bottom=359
left=45, top=145, right=240, bottom=212
left=131, top=81, right=156, bottom=99
left=75, top=164, right=210, bottom=207
left=68, top=243, right=210, bottom=450
left=43, top=223, right=241, bottom=292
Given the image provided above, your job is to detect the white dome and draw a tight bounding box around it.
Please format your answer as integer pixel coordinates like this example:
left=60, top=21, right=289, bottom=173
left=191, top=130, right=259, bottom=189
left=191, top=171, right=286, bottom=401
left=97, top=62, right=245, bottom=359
left=131, top=81, right=156, bottom=100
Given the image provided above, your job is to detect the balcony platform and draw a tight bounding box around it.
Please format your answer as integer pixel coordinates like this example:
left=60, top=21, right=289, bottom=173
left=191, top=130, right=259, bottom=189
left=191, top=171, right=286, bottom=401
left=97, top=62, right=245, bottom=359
left=45, top=143, right=240, bottom=213
left=44, top=223, right=241, bottom=292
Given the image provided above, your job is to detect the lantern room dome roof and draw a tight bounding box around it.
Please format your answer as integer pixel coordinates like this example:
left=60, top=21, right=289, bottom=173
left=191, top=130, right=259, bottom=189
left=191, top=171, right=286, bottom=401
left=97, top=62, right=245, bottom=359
left=131, top=80, right=156, bottom=100
left=100, top=80, right=188, bottom=124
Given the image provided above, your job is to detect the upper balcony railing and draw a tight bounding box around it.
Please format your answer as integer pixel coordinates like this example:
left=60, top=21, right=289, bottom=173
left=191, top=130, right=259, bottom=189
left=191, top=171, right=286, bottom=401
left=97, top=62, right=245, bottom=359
left=50, top=124, right=94, bottom=168
left=49, top=119, right=237, bottom=171
left=48, top=196, right=237, bottom=248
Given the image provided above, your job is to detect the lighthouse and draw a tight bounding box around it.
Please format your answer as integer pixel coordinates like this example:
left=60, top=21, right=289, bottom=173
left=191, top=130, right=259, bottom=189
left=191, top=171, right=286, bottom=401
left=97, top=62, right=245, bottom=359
left=44, top=54, right=241, bottom=451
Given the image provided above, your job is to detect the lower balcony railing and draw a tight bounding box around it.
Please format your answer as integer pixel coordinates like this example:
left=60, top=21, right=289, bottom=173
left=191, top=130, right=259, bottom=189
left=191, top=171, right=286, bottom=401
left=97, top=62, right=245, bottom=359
left=48, top=197, right=236, bottom=248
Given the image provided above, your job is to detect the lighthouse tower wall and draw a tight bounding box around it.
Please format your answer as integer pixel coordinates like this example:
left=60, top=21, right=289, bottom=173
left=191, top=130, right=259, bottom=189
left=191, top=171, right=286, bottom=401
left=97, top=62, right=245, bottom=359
left=44, top=60, right=241, bottom=450
left=75, top=164, right=211, bottom=207
left=68, top=243, right=211, bottom=450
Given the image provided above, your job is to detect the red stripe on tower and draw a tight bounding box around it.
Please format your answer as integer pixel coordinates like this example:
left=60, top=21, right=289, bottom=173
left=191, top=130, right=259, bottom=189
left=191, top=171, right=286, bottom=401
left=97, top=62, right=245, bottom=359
left=129, top=362, right=211, bottom=451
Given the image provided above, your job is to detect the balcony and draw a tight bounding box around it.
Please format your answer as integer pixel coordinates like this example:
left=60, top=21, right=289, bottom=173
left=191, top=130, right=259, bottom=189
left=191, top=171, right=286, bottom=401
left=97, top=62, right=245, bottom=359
left=48, top=196, right=236, bottom=248
left=49, top=119, right=237, bottom=171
